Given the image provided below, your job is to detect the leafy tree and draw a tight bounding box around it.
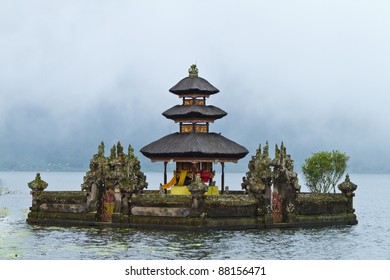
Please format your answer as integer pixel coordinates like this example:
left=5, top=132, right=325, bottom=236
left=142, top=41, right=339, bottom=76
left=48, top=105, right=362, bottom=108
left=302, top=150, right=349, bottom=193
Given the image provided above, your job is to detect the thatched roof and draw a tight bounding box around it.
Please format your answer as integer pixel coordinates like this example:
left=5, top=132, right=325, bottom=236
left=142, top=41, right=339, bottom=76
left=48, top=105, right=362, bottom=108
left=140, top=132, right=248, bottom=162
left=162, top=105, right=227, bottom=121
left=169, top=76, right=219, bottom=95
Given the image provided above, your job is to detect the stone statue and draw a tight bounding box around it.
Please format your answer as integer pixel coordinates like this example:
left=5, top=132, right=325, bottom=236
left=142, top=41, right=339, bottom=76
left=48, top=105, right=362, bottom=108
left=188, top=173, right=208, bottom=193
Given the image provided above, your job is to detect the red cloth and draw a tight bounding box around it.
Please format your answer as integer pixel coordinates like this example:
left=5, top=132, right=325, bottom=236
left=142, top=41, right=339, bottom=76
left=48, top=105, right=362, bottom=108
left=199, top=171, right=212, bottom=182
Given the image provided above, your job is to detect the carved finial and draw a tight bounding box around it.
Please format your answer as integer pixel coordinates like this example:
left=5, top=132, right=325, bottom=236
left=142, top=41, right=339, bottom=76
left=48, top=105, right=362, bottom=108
left=98, top=141, right=105, bottom=157
left=28, top=173, right=48, bottom=192
left=280, top=142, right=286, bottom=157
left=256, top=144, right=262, bottom=156
left=263, top=141, right=269, bottom=157
left=128, top=144, right=134, bottom=155
left=338, top=174, right=357, bottom=198
left=188, top=64, right=198, bottom=77
left=110, top=145, right=116, bottom=159
left=275, top=144, right=280, bottom=158
left=117, top=141, right=124, bottom=158
left=128, top=144, right=136, bottom=161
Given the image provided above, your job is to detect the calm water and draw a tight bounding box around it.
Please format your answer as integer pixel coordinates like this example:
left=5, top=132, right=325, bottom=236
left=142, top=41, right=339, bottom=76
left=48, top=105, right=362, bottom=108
left=0, top=171, right=389, bottom=260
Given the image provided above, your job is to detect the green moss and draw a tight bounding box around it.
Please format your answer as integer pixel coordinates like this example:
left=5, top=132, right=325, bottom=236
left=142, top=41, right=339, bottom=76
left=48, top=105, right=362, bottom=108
left=130, top=194, right=191, bottom=207
left=27, top=211, right=96, bottom=223
left=39, top=191, right=86, bottom=204
left=204, top=195, right=258, bottom=208
left=28, top=173, right=48, bottom=191
left=296, top=193, right=347, bottom=206
left=295, top=193, right=349, bottom=215
left=294, top=213, right=357, bottom=224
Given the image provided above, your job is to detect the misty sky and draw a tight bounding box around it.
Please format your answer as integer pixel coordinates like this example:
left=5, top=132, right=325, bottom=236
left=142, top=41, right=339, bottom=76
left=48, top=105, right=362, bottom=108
left=1, top=0, right=390, bottom=173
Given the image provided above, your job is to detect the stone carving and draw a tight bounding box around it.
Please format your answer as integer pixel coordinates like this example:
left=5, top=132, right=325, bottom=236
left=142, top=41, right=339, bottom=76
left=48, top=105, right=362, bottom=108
left=110, top=145, right=117, bottom=160
left=117, top=141, right=124, bottom=159
left=242, top=142, right=300, bottom=195
left=286, top=202, right=295, bottom=213
left=188, top=64, right=199, bottom=77
left=28, top=173, right=48, bottom=192
left=272, top=142, right=301, bottom=195
left=81, top=141, right=148, bottom=218
left=188, top=174, right=208, bottom=217
left=28, top=173, right=49, bottom=211
left=241, top=141, right=272, bottom=194
left=97, top=141, right=105, bottom=157
left=242, top=141, right=301, bottom=222
left=188, top=173, right=209, bottom=194
left=338, top=174, right=357, bottom=198
left=338, top=174, right=357, bottom=213
left=82, top=141, right=147, bottom=193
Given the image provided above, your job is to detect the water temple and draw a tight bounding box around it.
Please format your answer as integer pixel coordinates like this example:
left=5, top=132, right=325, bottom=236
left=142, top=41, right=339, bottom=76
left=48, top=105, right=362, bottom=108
left=27, top=65, right=358, bottom=230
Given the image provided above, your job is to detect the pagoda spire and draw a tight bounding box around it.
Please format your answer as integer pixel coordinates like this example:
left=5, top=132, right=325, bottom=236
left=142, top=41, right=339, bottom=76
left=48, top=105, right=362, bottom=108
left=188, top=64, right=198, bottom=77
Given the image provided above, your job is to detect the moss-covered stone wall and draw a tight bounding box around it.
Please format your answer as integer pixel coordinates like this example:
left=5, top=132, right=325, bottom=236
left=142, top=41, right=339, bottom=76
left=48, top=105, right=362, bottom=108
left=38, top=191, right=87, bottom=204
left=204, top=194, right=258, bottom=217
left=295, top=193, right=349, bottom=215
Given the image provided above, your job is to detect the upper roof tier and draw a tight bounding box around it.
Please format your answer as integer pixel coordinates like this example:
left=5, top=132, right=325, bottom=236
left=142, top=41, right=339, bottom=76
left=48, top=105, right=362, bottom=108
left=169, top=65, right=219, bottom=96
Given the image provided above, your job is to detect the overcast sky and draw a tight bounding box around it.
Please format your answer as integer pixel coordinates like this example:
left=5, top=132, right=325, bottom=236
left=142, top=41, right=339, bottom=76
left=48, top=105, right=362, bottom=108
left=1, top=0, right=390, bottom=172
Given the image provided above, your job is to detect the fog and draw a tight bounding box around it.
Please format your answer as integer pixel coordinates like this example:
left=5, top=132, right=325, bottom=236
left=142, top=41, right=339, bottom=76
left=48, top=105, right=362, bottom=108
left=1, top=0, right=390, bottom=172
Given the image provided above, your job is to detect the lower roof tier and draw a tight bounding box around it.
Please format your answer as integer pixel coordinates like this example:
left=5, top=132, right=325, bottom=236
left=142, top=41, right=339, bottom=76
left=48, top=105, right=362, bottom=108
left=140, top=132, right=248, bottom=162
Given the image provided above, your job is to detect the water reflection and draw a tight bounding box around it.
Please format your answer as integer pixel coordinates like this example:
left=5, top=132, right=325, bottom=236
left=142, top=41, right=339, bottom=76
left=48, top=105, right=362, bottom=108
left=0, top=218, right=386, bottom=260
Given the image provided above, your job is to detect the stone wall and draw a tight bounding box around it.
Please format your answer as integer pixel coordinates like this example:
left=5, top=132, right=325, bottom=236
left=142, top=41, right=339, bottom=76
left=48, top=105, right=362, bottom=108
left=26, top=149, right=358, bottom=229
left=295, top=193, right=349, bottom=215
left=36, top=191, right=88, bottom=213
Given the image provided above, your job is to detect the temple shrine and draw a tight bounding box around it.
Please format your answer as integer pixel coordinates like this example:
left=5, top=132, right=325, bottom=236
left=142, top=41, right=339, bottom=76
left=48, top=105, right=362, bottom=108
left=26, top=65, right=358, bottom=230
left=141, top=64, right=248, bottom=195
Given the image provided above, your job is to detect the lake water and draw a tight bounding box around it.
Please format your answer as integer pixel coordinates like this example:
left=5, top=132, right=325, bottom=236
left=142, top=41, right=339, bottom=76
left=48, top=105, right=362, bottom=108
left=0, top=171, right=389, bottom=260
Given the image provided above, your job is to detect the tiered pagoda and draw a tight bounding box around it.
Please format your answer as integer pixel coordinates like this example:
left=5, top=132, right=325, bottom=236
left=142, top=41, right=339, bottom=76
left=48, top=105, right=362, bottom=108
left=140, top=65, right=248, bottom=194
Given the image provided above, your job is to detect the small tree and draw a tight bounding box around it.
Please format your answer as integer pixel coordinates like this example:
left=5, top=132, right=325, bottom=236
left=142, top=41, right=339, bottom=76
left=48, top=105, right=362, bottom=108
left=302, top=150, right=349, bottom=193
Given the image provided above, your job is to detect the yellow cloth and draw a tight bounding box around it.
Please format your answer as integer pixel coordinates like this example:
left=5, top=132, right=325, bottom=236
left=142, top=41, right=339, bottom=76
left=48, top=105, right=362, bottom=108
left=162, top=173, right=176, bottom=189
left=171, top=186, right=191, bottom=195
left=205, top=186, right=220, bottom=196
left=170, top=185, right=220, bottom=196
left=177, top=170, right=187, bottom=186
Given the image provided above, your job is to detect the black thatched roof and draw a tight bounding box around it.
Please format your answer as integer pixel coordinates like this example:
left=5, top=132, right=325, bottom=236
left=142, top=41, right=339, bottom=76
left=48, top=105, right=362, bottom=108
left=162, top=105, right=227, bottom=121
left=169, top=76, right=219, bottom=95
left=140, top=132, right=248, bottom=162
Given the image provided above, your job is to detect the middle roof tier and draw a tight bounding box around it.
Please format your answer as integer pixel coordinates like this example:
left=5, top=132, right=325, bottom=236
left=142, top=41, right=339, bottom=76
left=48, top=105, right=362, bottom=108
left=162, top=104, right=227, bottom=122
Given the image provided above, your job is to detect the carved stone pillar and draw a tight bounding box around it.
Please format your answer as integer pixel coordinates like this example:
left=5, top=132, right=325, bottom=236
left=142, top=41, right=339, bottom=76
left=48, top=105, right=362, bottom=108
left=338, top=174, right=357, bottom=213
left=27, top=173, right=48, bottom=211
